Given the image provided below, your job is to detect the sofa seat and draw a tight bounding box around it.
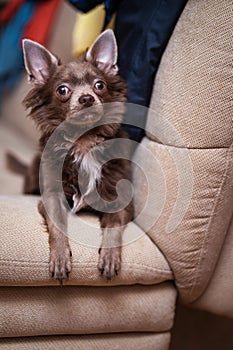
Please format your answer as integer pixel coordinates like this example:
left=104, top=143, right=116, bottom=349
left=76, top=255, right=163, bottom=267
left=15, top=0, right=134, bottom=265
left=0, top=195, right=172, bottom=287
left=0, top=195, right=175, bottom=341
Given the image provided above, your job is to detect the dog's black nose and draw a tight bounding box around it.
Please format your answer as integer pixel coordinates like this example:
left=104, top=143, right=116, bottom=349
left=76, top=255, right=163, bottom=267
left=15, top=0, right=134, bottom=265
left=78, top=94, right=95, bottom=107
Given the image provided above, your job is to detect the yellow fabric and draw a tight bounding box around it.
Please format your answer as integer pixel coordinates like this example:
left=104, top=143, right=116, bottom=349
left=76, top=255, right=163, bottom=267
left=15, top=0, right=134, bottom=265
left=72, top=5, right=115, bottom=57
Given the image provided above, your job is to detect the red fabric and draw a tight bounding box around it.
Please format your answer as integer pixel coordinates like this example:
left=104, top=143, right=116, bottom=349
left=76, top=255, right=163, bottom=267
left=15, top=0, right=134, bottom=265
left=0, top=0, right=25, bottom=23
left=23, top=0, right=62, bottom=46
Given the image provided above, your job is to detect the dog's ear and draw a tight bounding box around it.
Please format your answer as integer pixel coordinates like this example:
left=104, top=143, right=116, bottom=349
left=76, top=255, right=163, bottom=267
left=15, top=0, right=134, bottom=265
left=86, top=29, right=118, bottom=76
left=22, top=39, right=59, bottom=85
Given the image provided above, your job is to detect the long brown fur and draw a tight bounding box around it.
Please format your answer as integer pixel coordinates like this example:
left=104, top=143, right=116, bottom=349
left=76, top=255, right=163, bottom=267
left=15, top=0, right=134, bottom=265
left=22, top=31, right=133, bottom=281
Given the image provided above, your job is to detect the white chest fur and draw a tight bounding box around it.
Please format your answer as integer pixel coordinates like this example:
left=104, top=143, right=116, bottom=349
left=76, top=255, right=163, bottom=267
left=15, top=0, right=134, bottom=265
left=71, top=150, right=102, bottom=214
left=73, top=150, right=102, bottom=196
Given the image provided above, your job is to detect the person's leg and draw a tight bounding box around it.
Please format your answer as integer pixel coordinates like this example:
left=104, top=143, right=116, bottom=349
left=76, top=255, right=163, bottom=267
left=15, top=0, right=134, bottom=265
left=114, top=0, right=188, bottom=141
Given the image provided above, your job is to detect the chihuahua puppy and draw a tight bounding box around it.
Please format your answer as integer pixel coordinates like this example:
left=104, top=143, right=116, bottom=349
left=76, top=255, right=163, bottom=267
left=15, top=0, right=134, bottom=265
left=21, top=30, right=133, bottom=282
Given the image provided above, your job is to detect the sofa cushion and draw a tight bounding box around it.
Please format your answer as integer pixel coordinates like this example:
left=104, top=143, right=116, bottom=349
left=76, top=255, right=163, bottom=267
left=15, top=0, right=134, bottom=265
left=133, top=138, right=233, bottom=303
left=0, top=195, right=172, bottom=286
left=147, top=0, right=232, bottom=149
left=132, top=0, right=233, bottom=303
left=0, top=333, right=171, bottom=350
left=0, top=283, right=176, bottom=337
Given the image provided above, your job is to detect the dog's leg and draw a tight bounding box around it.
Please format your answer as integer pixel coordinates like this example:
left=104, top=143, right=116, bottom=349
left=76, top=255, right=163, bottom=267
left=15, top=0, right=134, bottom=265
left=38, top=195, right=72, bottom=282
left=98, top=207, right=132, bottom=279
left=38, top=159, right=72, bottom=282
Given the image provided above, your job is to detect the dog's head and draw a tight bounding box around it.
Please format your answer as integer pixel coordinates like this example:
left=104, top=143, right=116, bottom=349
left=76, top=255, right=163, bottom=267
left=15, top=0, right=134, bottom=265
left=22, top=30, right=126, bottom=134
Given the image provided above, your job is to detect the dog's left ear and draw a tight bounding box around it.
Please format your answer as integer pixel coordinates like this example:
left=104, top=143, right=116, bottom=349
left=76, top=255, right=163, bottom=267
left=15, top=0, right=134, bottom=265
left=86, top=29, right=118, bottom=76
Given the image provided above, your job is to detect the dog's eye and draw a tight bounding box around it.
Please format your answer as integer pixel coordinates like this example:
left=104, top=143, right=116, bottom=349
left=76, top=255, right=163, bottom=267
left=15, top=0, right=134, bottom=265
left=94, top=80, right=106, bottom=91
left=56, top=85, right=71, bottom=101
left=57, top=85, right=70, bottom=95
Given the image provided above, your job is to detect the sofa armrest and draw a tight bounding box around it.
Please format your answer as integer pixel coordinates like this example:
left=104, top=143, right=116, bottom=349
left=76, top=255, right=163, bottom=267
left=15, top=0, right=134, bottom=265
left=133, top=0, right=233, bottom=305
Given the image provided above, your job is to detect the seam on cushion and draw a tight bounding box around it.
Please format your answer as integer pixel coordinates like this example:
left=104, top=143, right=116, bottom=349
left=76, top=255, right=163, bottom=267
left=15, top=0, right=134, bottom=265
left=0, top=260, right=172, bottom=275
left=74, top=262, right=172, bottom=275
left=187, top=143, right=233, bottom=301
left=144, top=137, right=231, bottom=150
left=0, top=259, right=48, bottom=265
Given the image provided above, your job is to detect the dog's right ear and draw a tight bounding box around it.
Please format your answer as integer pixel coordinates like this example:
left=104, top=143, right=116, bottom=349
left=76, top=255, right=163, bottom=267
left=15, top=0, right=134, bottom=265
left=22, top=39, right=59, bottom=85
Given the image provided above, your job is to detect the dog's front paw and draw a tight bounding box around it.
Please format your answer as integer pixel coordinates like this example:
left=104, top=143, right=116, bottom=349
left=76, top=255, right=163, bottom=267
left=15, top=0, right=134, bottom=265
left=49, top=245, right=72, bottom=282
left=98, top=247, right=121, bottom=280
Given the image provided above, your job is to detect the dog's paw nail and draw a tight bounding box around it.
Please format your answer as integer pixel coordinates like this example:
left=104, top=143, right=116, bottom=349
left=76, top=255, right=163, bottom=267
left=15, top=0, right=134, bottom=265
left=98, top=248, right=121, bottom=280
left=49, top=246, right=72, bottom=281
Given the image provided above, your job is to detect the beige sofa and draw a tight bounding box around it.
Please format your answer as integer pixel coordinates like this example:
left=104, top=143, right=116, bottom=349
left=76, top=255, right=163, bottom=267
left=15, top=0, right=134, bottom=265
left=0, top=0, right=232, bottom=349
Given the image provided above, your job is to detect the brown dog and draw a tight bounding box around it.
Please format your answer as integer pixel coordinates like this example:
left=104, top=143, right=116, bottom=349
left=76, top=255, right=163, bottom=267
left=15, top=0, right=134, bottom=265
left=21, top=30, right=133, bottom=282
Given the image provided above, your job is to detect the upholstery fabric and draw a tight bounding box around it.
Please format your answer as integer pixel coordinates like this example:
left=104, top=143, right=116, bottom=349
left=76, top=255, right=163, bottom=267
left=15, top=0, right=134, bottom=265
left=0, top=283, right=176, bottom=337
left=147, top=0, right=233, bottom=149
left=133, top=139, right=233, bottom=302
left=0, top=195, right=172, bottom=286
left=132, top=0, right=233, bottom=303
left=0, top=333, right=171, bottom=350
left=193, top=218, right=233, bottom=317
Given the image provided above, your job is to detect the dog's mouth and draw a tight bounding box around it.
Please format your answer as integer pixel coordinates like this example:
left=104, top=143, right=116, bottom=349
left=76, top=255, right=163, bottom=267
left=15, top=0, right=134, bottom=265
left=68, top=106, right=103, bottom=126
